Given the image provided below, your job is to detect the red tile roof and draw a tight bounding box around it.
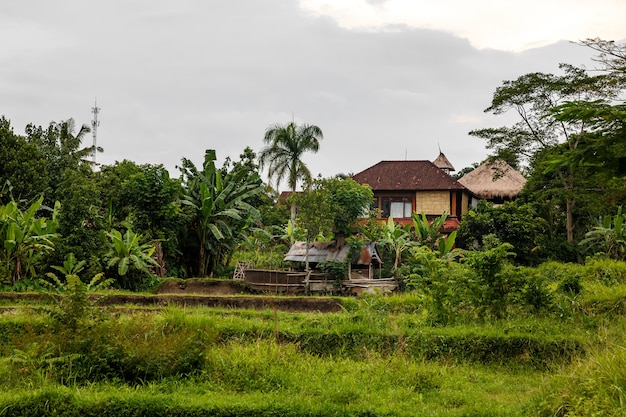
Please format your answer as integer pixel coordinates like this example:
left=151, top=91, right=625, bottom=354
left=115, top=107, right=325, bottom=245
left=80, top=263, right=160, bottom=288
left=352, top=160, right=467, bottom=191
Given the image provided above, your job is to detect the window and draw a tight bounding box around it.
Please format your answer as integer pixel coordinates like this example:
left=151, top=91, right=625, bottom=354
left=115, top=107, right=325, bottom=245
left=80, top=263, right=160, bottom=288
left=378, top=196, right=412, bottom=218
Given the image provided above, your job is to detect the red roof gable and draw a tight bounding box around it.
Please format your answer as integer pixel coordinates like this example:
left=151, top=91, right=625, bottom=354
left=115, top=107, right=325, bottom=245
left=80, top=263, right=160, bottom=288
left=352, top=160, right=467, bottom=191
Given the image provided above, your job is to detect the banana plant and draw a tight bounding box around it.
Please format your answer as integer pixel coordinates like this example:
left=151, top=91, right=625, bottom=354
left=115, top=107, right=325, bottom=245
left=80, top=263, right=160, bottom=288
left=437, top=230, right=458, bottom=258
left=180, top=149, right=264, bottom=276
left=381, top=217, right=416, bottom=276
left=579, top=206, right=626, bottom=261
left=0, top=196, right=59, bottom=282
left=412, top=211, right=458, bottom=258
left=104, top=224, right=159, bottom=288
left=41, top=253, right=113, bottom=332
left=412, top=212, right=445, bottom=247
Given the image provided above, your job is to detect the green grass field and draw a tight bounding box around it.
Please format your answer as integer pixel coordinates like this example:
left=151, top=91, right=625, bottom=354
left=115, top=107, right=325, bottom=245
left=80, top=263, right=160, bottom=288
left=0, top=286, right=624, bottom=416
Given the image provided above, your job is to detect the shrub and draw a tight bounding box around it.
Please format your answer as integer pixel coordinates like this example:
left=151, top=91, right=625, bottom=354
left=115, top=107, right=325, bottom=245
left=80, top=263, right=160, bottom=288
left=462, top=243, right=517, bottom=319
left=399, top=246, right=470, bottom=325
left=507, top=266, right=555, bottom=313
left=40, top=253, right=113, bottom=334
left=557, top=273, right=583, bottom=295
left=401, top=244, right=557, bottom=323
left=583, top=257, right=626, bottom=285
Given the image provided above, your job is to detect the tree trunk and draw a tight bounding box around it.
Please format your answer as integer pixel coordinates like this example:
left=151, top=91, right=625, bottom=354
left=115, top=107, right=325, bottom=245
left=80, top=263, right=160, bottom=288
left=566, top=197, right=575, bottom=244
left=561, top=171, right=576, bottom=244
left=290, top=202, right=297, bottom=230
left=198, top=245, right=206, bottom=277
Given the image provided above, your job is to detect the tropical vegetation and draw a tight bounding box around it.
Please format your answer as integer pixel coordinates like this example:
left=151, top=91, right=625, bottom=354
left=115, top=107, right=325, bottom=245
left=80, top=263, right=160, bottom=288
left=0, top=38, right=624, bottom=416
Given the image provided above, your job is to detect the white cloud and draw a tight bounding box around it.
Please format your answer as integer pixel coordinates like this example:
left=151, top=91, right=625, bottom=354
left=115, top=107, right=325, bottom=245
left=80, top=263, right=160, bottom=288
left=299, top=0, right=626, bottom=51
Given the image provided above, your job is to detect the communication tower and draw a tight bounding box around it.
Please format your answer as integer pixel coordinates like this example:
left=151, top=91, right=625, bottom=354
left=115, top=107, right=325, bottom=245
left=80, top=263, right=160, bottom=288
left=91, top=99, right=100, bottom=164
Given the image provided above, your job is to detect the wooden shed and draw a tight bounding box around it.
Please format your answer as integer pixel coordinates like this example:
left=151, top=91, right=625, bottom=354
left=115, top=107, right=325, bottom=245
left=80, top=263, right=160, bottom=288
left=284, top=241, right=382, bottom=279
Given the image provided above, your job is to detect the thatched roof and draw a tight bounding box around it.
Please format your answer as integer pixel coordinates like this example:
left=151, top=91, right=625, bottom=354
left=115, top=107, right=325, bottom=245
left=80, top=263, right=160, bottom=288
left=432, top=152, right=455, bottom=172
left=457, top=159, right=526, bottom=200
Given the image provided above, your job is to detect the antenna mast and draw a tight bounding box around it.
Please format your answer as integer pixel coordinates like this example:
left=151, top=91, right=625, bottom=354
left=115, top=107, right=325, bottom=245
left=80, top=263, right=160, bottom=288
left=91, top=99, right=100, bottom=164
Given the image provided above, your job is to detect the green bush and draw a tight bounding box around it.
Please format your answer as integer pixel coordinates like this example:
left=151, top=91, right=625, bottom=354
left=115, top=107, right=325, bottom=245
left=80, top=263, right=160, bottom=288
left=399, top=246, right=469, bottom=325
left=583, top=257, right=626, bottom=285
left=557, top=273, right=583, bottom=295
left=507, top=266, right=555, bottom=313
left=401, top=245, right=556, bottom=323
left=534, top=261, right=584, bottom=284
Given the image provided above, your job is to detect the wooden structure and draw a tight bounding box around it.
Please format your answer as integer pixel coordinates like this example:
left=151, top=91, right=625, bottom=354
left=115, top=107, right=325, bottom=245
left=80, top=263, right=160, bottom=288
left=232, top=261, right=252, bottom=281
left=243, top=241, right=395, bottom=294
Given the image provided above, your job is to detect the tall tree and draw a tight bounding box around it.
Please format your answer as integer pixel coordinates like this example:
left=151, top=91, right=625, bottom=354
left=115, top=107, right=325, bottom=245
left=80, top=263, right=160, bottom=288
left=0, top=117, right=49, bottom=204
left=52, top=119, right=99, bottom=163
left=470, top=62, right=621, bottom=243
left=258, top=121, right=323, bottom=226
left=291, top=176, right=374, bottom=242
left=532, top=40, right=626, bottom=243
left=548, top=100, right=626, bottom=181
left=49, top=167, right=107, bottom=276
left=26, top=119, right=97, bottom=168
left=470, top=64, right=618, bottom=169
left=578, top=38, right=626, bottom=80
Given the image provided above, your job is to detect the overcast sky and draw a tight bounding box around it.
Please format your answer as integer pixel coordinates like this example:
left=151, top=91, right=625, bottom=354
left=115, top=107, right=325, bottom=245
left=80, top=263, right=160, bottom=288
left=2, top=0, right=625, bottom=190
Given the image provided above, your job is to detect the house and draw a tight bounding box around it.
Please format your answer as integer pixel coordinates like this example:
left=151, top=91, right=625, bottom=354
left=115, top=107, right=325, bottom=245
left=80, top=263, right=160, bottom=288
left=457, top=159, right=526, bottom=206
left=351, top=158, right=472, bottom=232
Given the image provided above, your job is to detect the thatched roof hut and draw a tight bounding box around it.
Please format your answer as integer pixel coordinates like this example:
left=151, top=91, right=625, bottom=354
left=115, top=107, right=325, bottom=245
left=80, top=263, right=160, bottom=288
left=432, top=151, right=455, bottom=174
left=458, top=159, right=526, bottom=203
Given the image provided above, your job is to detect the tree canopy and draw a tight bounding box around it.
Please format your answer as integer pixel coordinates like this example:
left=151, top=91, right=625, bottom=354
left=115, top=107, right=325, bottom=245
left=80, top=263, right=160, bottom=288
left=470, top=39, right=626, bottom=246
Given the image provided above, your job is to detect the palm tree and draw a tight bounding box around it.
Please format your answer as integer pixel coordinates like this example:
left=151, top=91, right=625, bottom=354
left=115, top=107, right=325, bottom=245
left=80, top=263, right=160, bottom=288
left=258, top=121, right=323, bottom=226
left=55, top=119, right=103, bottom=165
